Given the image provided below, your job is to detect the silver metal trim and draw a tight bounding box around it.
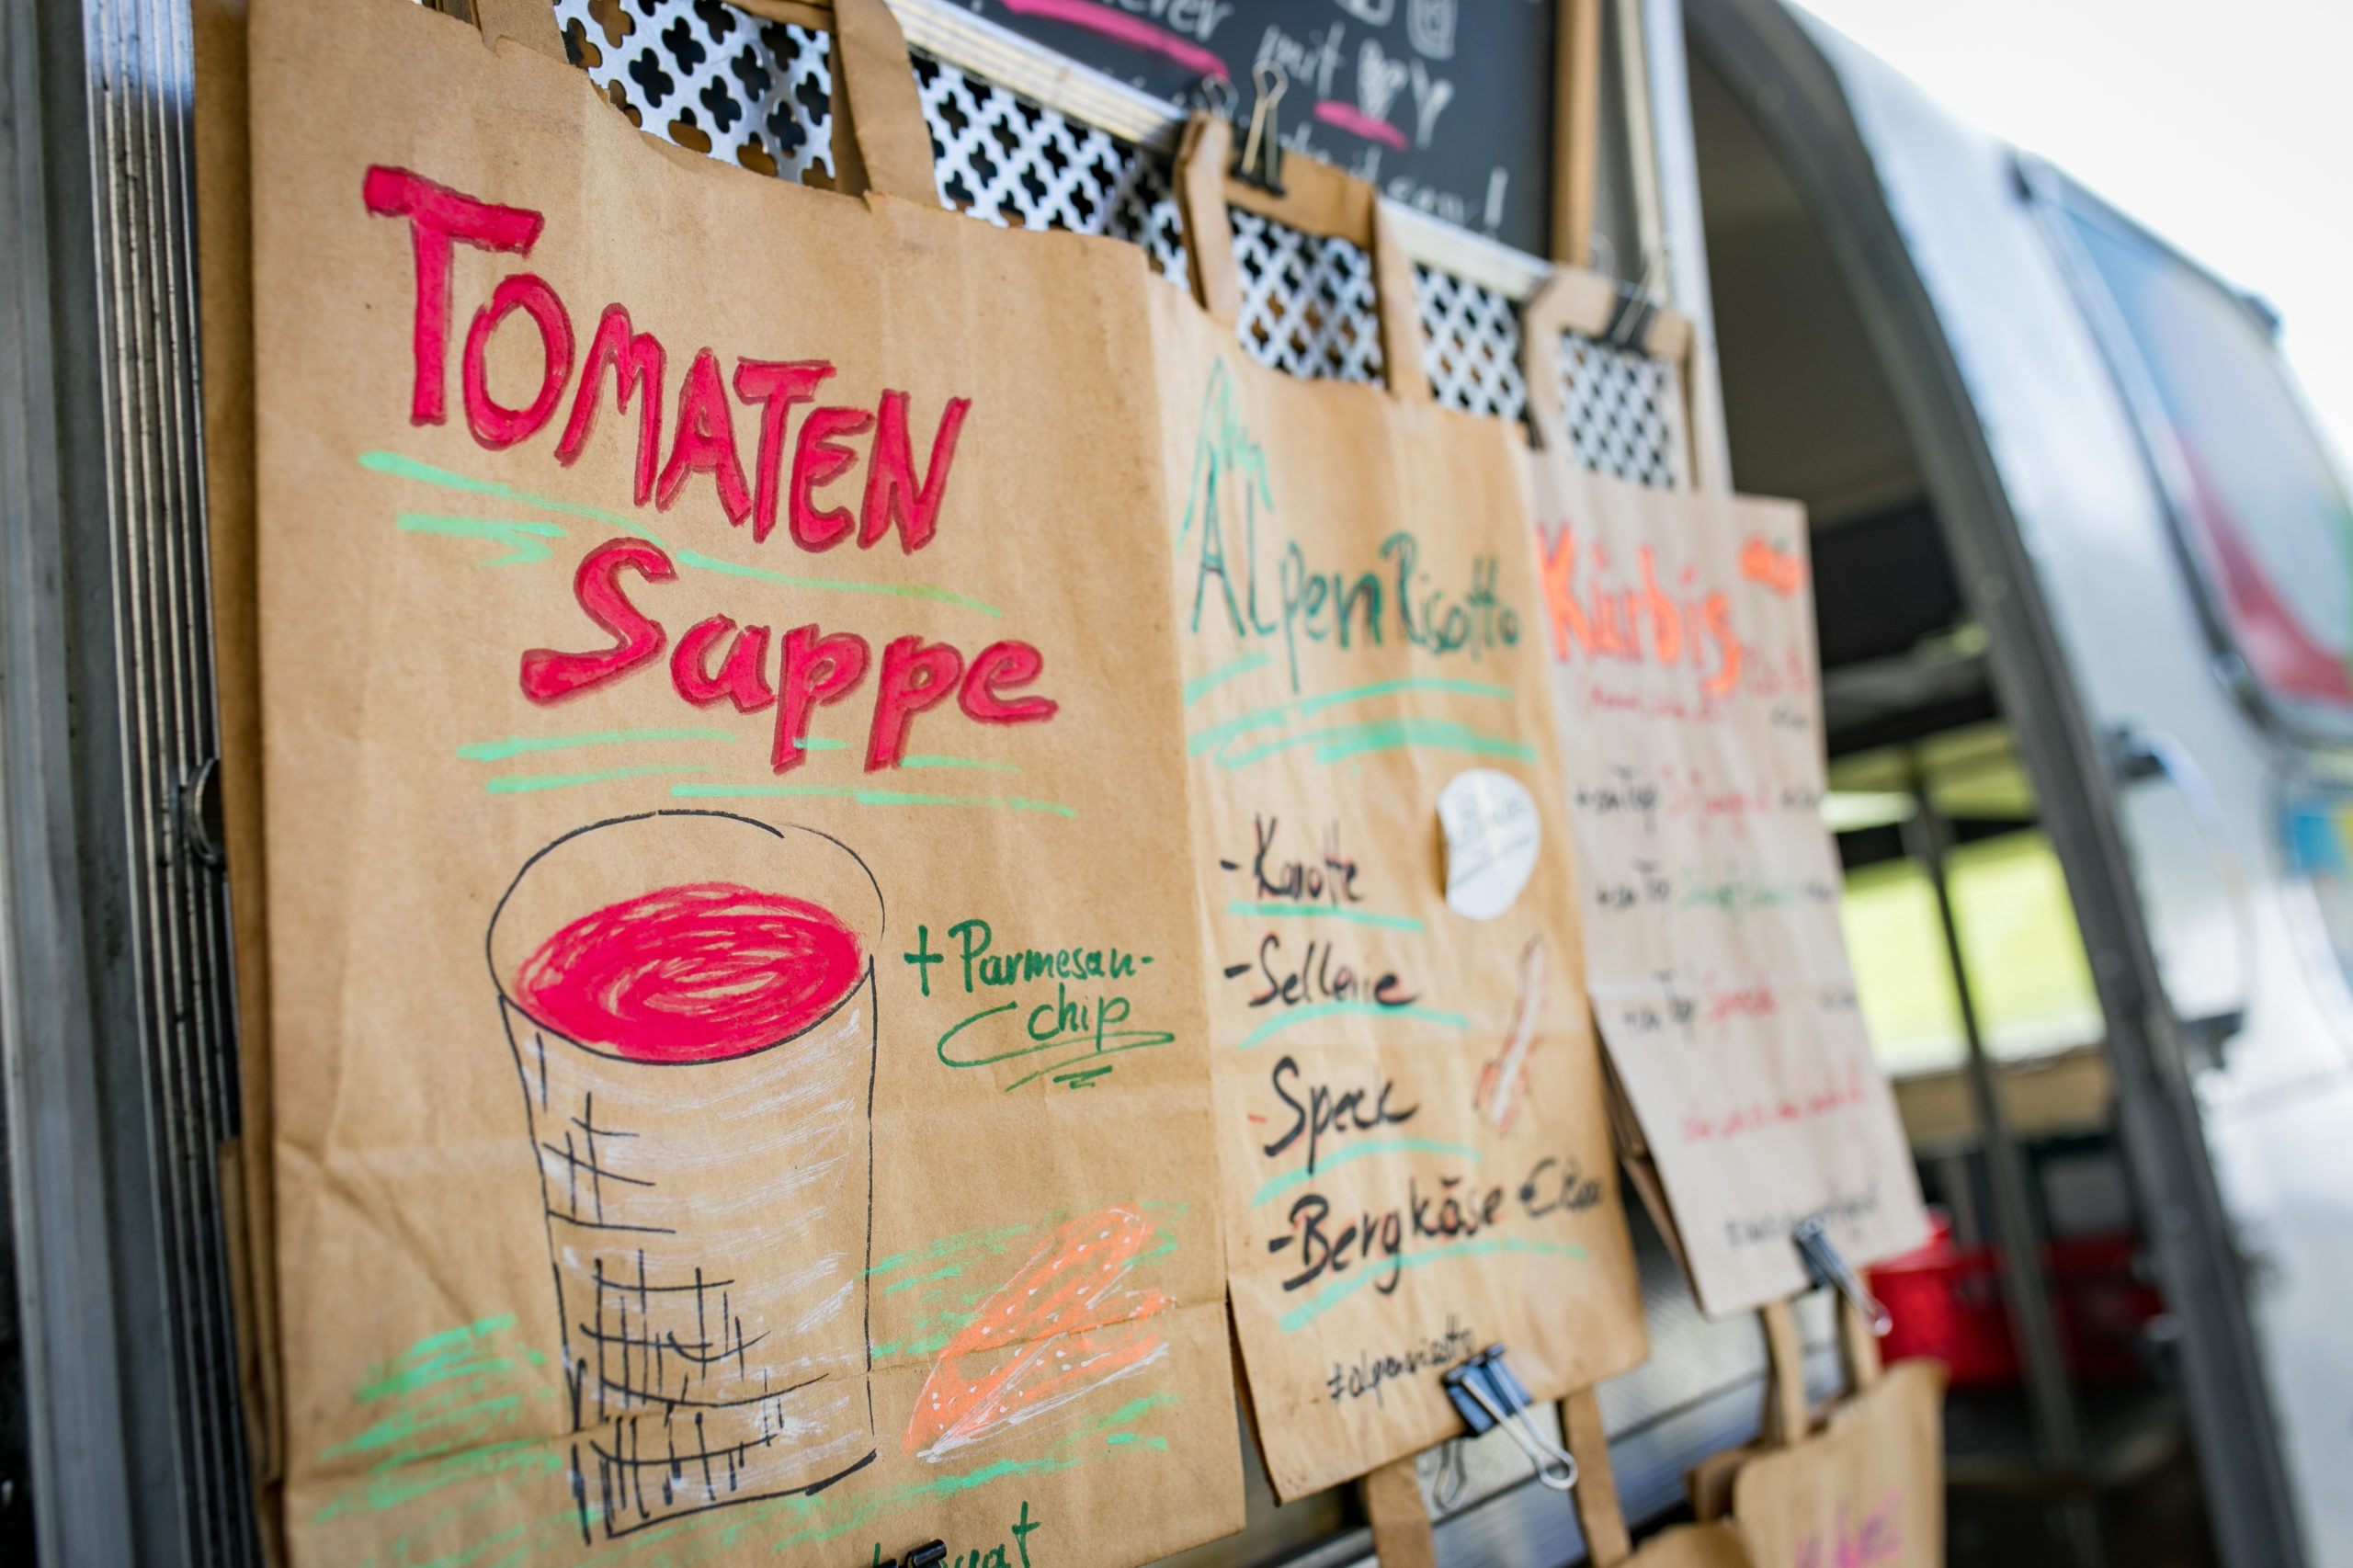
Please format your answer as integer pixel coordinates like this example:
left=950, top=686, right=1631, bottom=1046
left=1687, top=4, right=2311, bottom=1562
left=2, top=0, right=256, bottom=1555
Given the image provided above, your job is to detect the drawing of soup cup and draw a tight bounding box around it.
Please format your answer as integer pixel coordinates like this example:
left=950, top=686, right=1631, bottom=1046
left=487, top=811, right=884, bottom=1534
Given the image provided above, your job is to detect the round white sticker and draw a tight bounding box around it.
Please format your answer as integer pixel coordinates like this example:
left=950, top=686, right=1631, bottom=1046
left=1437, top=769, right=1542, bottom=921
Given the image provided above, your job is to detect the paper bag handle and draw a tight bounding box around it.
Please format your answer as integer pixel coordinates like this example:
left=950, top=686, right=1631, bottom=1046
left=1755, top=1290, right=1886, bottom=1457
left=1362, top=1456, right=1437, bottom=1568
left=1836, top=1290, right=1885, bottom=1392
left=816, top=0, right=941, bottom=205
left=1516, top=262, right=1697, bottom=470
left=472, top=0, right=568, bottom=60
left=1518, top=267, right=1620, bottom=456
left=694, top=0, right=939, bottom=204
left=1171, top=112, right=1432, bottom=405
left=1562, top=1386, right=1634, bottom=1568
left=1757, top=1298, right=1812, bottom=1451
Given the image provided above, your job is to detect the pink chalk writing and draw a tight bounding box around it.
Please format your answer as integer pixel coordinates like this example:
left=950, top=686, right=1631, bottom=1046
left=1313, top=100, right=1409, bottom=151
left=1791, top=1486, right=1903, bottom=1568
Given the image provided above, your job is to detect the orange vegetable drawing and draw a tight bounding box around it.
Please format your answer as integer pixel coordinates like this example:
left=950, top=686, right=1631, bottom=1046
left=1473, top=938, right=1546, bottom=1134
left=904, top=1206, right=1175, bottom=1461
left=1739, top=535, right=1807, bottom=597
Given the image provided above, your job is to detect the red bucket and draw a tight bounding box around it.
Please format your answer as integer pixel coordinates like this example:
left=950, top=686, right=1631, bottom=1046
left=1870, top=1213, right=2018, bottom=1388
left=1865, top=1212, right=2165, bottom=1389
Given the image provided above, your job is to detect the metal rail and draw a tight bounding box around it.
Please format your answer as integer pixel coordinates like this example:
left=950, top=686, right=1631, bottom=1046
left=0, top=0, right=256, bottom=1561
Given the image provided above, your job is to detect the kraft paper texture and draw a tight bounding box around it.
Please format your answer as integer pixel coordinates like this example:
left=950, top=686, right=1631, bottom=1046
left=1156, top=122, right=1646, bottom=1502
left=1529, top=454, right=1927, bottom=1314
left=248, top=1, right=1241, bottom=1562
left=1624, top=1525, right=1756, bottom=1568
left=1732, top=1361, right=1948, bottom=1568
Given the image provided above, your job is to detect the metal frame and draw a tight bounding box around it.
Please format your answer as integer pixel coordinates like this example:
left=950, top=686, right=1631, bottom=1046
left=0, top=0, right=254, bottom=1562
left=1639, top=0, right=1733, bottom=490
left=2019, top=159, right=2353, bottom=752
left=1904, top=786, right=2105, bottom=1568
left=1686, top=3, right=2307, bottom=1564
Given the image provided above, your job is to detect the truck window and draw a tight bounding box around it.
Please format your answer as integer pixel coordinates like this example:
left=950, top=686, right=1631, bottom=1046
left=2060, top=187, right=2353, bottom=725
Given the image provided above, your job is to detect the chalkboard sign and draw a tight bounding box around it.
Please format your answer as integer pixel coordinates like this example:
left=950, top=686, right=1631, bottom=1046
left=960, top=0, right=1556, bottom=256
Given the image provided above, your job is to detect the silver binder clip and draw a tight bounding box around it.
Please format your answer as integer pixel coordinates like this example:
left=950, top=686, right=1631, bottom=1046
left=1199, top=72, right=1237, bottom=124
left=1440, top=1346, right=1578, bottom=1493
left=1792, top=1212, right=1893, bottom=1335
left=1234, top=62, right=1288, bottom=195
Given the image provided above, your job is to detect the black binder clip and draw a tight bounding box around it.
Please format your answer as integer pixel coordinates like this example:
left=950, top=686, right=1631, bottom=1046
left=903, top=1543, right=948, bottom=1568
left=1441, top=1346, right=1577, bottom=1492
left=1232, top=62, right=1288, bottom=196
left=1792, top=1212, right=1892, bottom=1335
left=1600, top=279, right=1658, bottom=354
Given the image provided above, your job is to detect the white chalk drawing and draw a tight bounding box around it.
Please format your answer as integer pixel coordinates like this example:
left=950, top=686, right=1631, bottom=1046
left=489, top=810, right=886, bottom=1540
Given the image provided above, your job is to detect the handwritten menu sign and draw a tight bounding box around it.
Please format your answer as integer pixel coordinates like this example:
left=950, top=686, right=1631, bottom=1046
left=1529, top=456, right=1926, bottom=1315
left=1157, top=311, right=1645, bottom=1499
left=247, top=2, right=1241, bottom=1562
left=959, top=0, right=1555, bottom=255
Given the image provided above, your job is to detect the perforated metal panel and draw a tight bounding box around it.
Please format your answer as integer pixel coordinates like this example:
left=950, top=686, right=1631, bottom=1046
left=546, top=0, right=1694, bottom=486
left=1230, top=211, right=1386, bottom=387
left=556, top=0, right=1198, bottom=281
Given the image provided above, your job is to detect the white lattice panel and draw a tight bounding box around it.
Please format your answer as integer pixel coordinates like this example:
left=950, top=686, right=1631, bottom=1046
left=914, top=57, right=1187, bottom=282
left=1231, top=210, right=1385, bottom=387
left=1415, top=265, right=1527, bottom=421
left=1106, top=164, right=1191, bottom=288
left=1556, top=330, right=1685, bottom=488
left=556, top=0, right=834, bottom=182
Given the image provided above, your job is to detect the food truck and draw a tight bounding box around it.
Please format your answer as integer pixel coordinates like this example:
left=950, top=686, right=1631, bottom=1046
left=0, top=0, right=2339, bottom=1564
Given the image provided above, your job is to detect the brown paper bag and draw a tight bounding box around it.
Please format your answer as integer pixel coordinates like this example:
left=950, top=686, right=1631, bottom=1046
left=1729, top=1363, right=1947, bottom=1568
left=247, top=1, right=1240, bottom=1562
left=1154, top=116, right=1646, bottom=1503
left=1520, top=333, right=1925, bottom=1313
left=1725, top=1303, right=1946, bottom=1568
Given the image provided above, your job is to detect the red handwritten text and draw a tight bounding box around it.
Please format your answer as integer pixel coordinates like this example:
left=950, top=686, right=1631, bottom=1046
left=519, top=537, right=1058, bottom=770
left=365, top=166, right=970, bottom=555
left=1791, top=1487, right=1903, bottom=1568
left=1680, top=1060, right=1871, bottom=1146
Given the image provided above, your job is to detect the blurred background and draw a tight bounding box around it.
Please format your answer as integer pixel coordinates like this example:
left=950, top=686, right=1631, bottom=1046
left=6, top=1, right=2350, bottom=1565
left=1794, top=0, right=2353, bottom=470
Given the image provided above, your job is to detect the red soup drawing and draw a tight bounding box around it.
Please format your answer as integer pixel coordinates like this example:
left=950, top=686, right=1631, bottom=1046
left=514, top=882, right=863, bottom=1062
left=489, top=813, right=885, bottom=1532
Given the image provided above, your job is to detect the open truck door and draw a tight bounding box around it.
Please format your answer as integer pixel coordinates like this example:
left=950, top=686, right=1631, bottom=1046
left=1687, top=3, right=2352, bottom=1563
